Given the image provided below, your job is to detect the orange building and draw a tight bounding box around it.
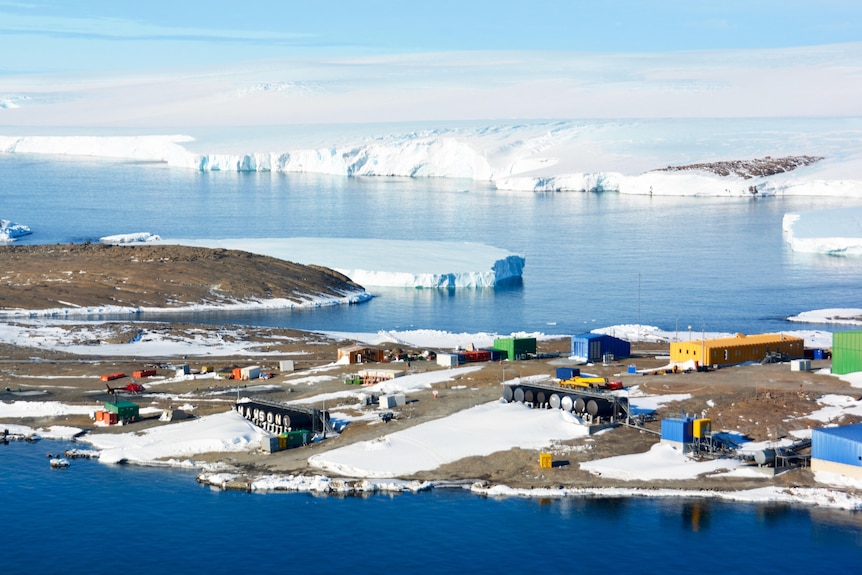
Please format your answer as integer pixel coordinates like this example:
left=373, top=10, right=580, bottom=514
left=670, top=333, right=804, bottom=367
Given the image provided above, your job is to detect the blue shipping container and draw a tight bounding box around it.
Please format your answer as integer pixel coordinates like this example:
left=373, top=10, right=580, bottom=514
left=812, top=424, right=862, bottom=467
left=661, top=418, right=694, bottom=444
left=483, top=349, right=505, bottom=362
left=571, top=334, right=631, bottom=362
left=555, top=367, right=581, bottom=380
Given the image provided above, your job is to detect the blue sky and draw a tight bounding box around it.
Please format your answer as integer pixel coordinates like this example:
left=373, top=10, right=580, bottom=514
left=2, top=0, right=861, bottom=74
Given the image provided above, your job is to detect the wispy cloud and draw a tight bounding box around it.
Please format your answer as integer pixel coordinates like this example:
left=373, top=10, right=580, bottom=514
left=0, top=13, right=314, bottom=44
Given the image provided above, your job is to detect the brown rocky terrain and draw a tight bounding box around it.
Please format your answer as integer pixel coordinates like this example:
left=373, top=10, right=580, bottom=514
left=0, top=243, right=365, bottom=311
left=654, top=155, right=823, bottom=179
left=1, top=244, right=860, bottom=493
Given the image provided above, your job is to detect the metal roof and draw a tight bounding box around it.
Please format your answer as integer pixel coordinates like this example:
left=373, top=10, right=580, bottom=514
left=683, top=333, right=803, bottom=347
left=574, top=333, right=625, bottom=341
left=814, top=423, right=862, bottom=442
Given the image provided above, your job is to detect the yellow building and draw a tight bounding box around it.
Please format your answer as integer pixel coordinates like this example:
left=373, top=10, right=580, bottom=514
left=670, top=333, right=804, bottom=367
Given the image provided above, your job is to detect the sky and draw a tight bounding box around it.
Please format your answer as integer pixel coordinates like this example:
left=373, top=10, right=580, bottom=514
left=1, top=1, right=861, bottom=74
left=1, top=3, right=862, bottom=132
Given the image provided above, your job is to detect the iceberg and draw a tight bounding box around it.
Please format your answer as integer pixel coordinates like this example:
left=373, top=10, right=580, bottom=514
left=149, top=238, right=524, bottom=288
left=0, top=219, right=31, bottom=241
left=99, top=232, right=162, bottom=243
left=782, top=207, right=862, bottom=255
left=4, top=118, right=862, bottom=198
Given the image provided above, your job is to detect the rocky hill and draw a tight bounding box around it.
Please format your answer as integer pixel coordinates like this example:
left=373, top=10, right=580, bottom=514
left=0, top=243, right=366, bottom=312
left=655, top=155, right=823, bottom=179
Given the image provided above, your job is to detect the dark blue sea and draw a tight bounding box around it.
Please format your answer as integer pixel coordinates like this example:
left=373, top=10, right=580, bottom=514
left=3, top=153, right=862, bottom=571
left=1, top=440, right=861, bottom=574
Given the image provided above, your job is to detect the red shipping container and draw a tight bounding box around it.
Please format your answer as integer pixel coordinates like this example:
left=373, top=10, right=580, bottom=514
left=463, top=350, right=491, bottom=363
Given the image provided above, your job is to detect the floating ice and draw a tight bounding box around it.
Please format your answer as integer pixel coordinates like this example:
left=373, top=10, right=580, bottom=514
left=782, top=207, right=862, bottom=255
left=100, top=232, right=162, bottom=243
left=0, top=219, right=32, bottom=241
left=152, top=237, right=525, bottom=288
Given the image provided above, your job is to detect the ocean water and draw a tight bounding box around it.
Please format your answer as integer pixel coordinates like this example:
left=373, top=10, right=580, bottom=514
left=3, top=153, right=862, bottom=336
left=3, top=154, right=862, bottom=571
left=1, top=440, right=861, bottom=575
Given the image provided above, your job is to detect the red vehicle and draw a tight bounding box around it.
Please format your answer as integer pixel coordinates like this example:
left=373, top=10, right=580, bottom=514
left=106, top=382, right=145, bottom=395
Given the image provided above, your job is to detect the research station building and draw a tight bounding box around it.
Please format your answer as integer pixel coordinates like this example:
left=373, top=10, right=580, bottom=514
left=811, top=424, right=862, bottom=481
left=670, top=333, right=804, bottom=368
left=570, top=333, right=630, bottom=363
left=831, top=330, right=862, bottom=375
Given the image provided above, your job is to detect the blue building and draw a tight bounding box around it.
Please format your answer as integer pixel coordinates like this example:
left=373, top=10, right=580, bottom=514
left=571, top=333, right=631, bottom=363
left=660, top=417, right=694, bottom=452
left=811, top=424, right=862, bottom=480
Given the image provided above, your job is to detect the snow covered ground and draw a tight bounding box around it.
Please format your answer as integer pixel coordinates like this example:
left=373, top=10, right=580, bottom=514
left=2, top=316, right=862, bottom=508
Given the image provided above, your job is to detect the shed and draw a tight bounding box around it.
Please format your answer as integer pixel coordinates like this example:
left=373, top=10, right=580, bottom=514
left=570, top=333, right=630, bottom=363
left=337, top=345, right=384, bottom=364
left=379, top=394, right=407, bottom=409
left=492, top=337, right=535, bottom=361
left=357, top=369, right=404, bottom=385
left=790, top=359, right=811, bottom=371
left=437, top=353, right=460, bottom=368
left=832, top=331, right=862, bottom=375
left=811, top=424, right=862, bottom=480
left=104, top=400, right=139, bottom=422
left=240, top=366, right=261, bottom=380
left=660, top=417, right=693, bottom=452
left=670, top=333, right=803, bottom=368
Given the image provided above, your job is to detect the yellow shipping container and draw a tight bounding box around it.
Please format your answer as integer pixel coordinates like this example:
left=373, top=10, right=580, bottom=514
left=539, top=453, right=553, bottom=469
left=693, top=418, right=711, bottom=438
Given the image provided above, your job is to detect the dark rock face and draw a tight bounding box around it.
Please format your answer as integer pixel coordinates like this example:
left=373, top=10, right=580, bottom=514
left=654, top=155, right=824, bottom=179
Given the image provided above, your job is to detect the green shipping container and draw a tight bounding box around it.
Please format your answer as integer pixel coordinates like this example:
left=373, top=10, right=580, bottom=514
left=104, top=400, right=139, bottom=420
left=832, top=331, right=862, bottom=375
left=279, top=430, right=310, bottom=448
left=493, top=337, right=536, bottom=361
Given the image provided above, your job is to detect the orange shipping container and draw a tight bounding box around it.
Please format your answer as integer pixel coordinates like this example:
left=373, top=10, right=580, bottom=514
left=133, top=369, right=157, bottom=378
left=232, top=368, right=243, bottom=380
